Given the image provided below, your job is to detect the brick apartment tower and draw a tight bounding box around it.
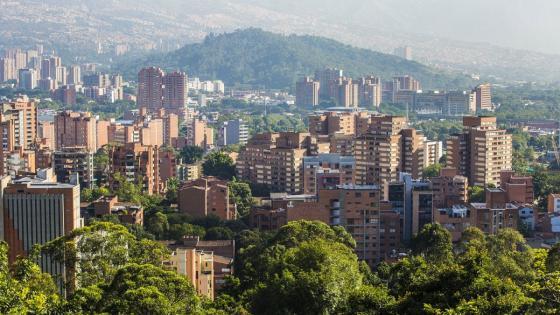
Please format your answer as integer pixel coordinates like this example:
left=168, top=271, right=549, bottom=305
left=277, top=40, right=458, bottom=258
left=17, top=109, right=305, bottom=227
left=54, top=111, right=97, bottom=152
left=446, top=116, right=512, bottom=187
left=137, top=67, right=164, bottom=111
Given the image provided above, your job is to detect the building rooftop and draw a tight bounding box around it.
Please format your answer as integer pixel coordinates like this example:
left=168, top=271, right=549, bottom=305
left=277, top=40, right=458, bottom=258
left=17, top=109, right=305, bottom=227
left=336, top=183, right=380, bottom=190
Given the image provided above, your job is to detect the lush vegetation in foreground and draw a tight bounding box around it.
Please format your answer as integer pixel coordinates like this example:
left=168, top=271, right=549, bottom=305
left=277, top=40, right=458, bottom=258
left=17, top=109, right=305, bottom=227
left=2, top=220, right=560, bottom=314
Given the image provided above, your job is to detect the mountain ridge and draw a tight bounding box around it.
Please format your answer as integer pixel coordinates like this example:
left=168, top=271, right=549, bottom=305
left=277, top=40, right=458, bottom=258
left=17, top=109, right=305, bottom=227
left=121, top=28, right=472, bottom=90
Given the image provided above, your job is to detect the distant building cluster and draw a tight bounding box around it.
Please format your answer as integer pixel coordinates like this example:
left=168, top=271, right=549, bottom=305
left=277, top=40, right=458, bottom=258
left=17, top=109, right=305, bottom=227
left=296, top=68, right=493, bottom=116
left=1, top=48, right=126, bottom=105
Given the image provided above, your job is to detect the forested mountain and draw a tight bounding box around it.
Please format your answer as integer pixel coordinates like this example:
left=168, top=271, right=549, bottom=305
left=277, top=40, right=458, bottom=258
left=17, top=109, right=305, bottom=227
left=123, top=28, right=473, bottom=90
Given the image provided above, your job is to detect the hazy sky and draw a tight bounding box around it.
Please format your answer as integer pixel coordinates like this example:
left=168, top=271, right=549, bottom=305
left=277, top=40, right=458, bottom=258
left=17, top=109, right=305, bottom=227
left=238, top=0, right=560, bottom=55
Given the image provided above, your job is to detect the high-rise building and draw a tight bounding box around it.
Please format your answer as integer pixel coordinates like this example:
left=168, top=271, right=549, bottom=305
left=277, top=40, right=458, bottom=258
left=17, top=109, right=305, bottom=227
left=55, top=66, right=67, bottom=86
left=393, top=75, right=421, bottom=91
left=218, top=119, right=249, bottom=147
left=388, top=173, right=433, bottom=241
left=357, top=76, right=382, bottom=107
left=400, top=128, right=426, bottom=179
left=423, top=140, right=443, bottom=168
left=236, top=132, right=318, bottom=194
left=161, top=112, right=179, bottom=146
left=67, top=65, right=81, bottom=85
left=394, top=46, right=413, bottom=61
left=0, top=58, right=16, bottom=82
left=331, top=77, right=358, bottom=107
left=302, top=154, right=355, bottom=195
left=83, top=72, right=110, bottom=88
left=48, top=57, right=61, bottom=81
left=18, top=68, right=37, bottom=89
left=473, top=83, right=492, bottom=111
left=430, top=167, right=468, bottom=208
left=38, top=121, right=55, bottom=149
left=162, top=71, right=188, bottom=117
left=282, top=184, right=401, bottom=265
left=0, top=97, right=37, bottom=150
left=52, top=85, right=77, bottom=105
left=177, top=177, right=236, bottom=221
left=12, top=50, right=27, bottom=70
left=446, top=116, right=512, bottom=186
left=314, top=68, right=343, bottom=99
left=53, top=147, right=94, bottom=189
left=54, top=111, right=97, bottom=152
left=109, top=143, right=161, bottom=195
left=137, top=67, right=164, bottom=111
left=40, top=58, right=52, bottom=80
left=354, top=116, right=414, bottom=194
left=3, top=177, right=82, bottom=289
left=308, top=109, right=371, bottom=137
left=187, top=119, right=213, bottom=148
left=38, top=78, right=57, bottom=91
left=446, top=90, right=477, bottom=116
left=295, top=77, right=320, bottom=107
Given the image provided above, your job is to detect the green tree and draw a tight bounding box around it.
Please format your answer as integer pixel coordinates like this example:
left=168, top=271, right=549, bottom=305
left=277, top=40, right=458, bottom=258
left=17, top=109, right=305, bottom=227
left=167, top=223, right=206, bottom=241
left=469, top=185, right=485, bottom=203
left=203, top=151, right=236, bottom=180
left=0, top=242, right=61, bottom=314
left=247, top=239, right=364, bottom=314
left=145, top=212, right=169, bottom=240
left=68, top=264, right=200, bottom=314
left=41, top=222, right=169, bottom=290
left=180, top=145, right=204, bottom=164
left=205, top=227, right=234, bottom=240
left=166, top=177, right=180, bottom=203
left=411, top=223, right=453, bottom=264
left=422, top=163, right=442, bottom=178
left=101, top=264, right=200, bottom=314
left=229, top=179, right=253, bottom=217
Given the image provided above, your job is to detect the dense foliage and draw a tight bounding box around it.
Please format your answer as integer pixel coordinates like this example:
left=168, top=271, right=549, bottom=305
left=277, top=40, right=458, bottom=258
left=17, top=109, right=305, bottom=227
left=4, top=220, right=560, bottom=314
left=202, top=151, right=236, bottom=180
left=119, top=28, right=473, bottom=90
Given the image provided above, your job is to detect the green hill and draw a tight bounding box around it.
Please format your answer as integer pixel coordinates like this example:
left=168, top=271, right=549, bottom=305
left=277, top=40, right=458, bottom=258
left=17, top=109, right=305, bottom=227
left=123, top=28, right=473, bottom=90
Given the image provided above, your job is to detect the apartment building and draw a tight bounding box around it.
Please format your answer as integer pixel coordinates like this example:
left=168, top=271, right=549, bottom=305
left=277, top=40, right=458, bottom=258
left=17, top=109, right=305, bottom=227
left=355, top=116, right=429, bottom=194
left=423, top=140, right=443, bottom=168
left=219, top=119, right=249, bottom=147
left=0, top=97, right=37, bottom=150
left=137, top=67, right=164, bottom=110
left=296, top=77, right=320, bottom=107
left=302, top=153, right=355, bottom=195
left=430, top=168, right=468, bottom=208
left=357, top=75, right=382, bottom=108
left=308, top=109, right=372, bottom=137
left=108, top=143, right=160, bottom=195
left=436, top=187, right=519, bottom=241
left=162, top=71, right=188, bottom=118
left=499, top=170, right=534, bottom=204
left=53, top=147, right=94, bottom=189
left=473, top=83, right=492, bottom=111
left=54, top=111, right=97, bottom=152
left=446, top=116, right=512, bottom=186
left=187, top=119, right=214, bottom=149
left=3, top=177, right=82, bottom=289
left=314, top=68, right=343, bottom=99
left=387, top=173, right=433, bottom=241
left=166, top=248, right=214, bottom=300
left=236, top=132, right=318, bottom=194
left=177, top=177, right=235, bottom=220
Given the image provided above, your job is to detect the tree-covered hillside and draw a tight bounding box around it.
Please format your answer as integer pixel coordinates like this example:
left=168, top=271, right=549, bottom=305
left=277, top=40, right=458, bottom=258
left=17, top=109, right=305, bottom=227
left=120, top=28, right=473, bottom=90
